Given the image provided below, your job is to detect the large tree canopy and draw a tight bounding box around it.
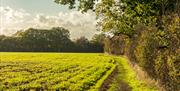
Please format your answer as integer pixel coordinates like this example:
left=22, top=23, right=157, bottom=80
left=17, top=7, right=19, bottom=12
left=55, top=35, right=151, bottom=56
left=55, top=0, right=180, bottom=36
left=54, top=0, right=96, bottom=12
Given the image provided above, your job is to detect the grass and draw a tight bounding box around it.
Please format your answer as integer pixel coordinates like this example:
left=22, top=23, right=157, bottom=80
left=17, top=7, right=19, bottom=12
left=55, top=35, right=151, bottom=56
left=0, top=52, right=158, bottom=91
left=108, top=56, right=158, bottom=91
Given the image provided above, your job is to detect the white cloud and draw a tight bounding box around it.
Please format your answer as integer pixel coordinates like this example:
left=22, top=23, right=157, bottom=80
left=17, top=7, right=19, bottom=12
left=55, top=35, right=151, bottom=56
left=33, top=10, right=98, bottom=39
left=0, top=6, right=30, bottom=35
left=0, top=6, right=30, bottom=24
left=0, top=6, right=98, bottom=39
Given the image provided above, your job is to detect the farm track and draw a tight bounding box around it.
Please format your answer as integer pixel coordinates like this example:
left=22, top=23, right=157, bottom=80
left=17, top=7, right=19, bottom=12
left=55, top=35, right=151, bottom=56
left=99, top=66, right=118, bottom=91
left=99, top=62, right=131, bottom=91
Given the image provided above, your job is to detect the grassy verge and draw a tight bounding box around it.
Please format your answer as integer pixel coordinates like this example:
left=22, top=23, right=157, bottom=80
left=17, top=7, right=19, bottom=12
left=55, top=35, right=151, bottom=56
left=108, top=56, right=158, bottom=91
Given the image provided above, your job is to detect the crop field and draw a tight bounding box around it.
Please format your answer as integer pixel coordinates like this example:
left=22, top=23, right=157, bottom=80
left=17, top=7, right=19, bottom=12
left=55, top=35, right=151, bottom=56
left=0, top=53, right=116, bottom=91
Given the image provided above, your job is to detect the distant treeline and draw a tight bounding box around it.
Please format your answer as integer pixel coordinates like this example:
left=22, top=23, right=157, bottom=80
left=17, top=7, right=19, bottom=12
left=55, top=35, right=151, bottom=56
left=0, top=27, right=104, bottom=52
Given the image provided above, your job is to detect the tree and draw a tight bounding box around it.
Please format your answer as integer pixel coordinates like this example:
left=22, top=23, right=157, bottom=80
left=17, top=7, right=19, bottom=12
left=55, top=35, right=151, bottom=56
left=54, top=0, right=96, bottom=12
left=75, top=36, right=90, bottom=52
left=55, top=0, right=180, bottom=36
left=13, top=27, right=72, bottom=52
left=91, top=33, right=105, bottom=52
left=0, top=36, right=20, bottom=51
left=0, top=27, right=103, bottom=52
left=91, top=33, right=105, bottom=45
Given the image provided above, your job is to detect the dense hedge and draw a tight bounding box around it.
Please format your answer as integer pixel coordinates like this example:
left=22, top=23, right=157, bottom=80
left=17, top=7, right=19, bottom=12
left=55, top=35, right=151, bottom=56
left=104, top=34, right=129, bottom=55
left=104, top=16, right=180, bottom=91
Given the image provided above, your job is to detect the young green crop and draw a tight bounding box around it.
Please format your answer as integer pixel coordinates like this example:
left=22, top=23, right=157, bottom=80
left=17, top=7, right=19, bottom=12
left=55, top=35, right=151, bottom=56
left=0, top=53, right=116, bottom=91
left=0, top=53, right=158, bottom=91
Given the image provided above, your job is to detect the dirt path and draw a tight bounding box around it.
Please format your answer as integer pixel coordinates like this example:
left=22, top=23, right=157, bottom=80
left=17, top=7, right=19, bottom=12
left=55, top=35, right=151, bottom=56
left=99, top=61, right=132, bottom=91
left=99, top=56, right=158, bottom=91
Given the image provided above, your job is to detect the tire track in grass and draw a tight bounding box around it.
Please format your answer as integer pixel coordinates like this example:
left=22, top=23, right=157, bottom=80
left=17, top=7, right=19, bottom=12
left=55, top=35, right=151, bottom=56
left=107, top=57, right=158, bottom=91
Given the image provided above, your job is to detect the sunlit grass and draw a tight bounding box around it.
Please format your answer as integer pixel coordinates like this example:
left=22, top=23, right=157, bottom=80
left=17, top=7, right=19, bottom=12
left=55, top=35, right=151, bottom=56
left=108, top=56, right=158, bottom=91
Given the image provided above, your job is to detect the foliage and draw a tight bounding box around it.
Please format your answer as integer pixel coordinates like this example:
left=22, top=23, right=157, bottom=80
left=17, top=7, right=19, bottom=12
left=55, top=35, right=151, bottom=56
left=104, top=15, right=179, bottom=91
left=54, top=0, right=179, bottom=35
left=0, top=53, right=116, bottom=91
left=91, top=33, right=105, bottom=45
left=134, top=27, right=158, bottom=78
left=54, top=0, right=96, bottom=12
left=104, top=34, right=129, bottom=55
left=128, top=16, right=180, bottom=91
left=0, top=27, right=103, bottom=52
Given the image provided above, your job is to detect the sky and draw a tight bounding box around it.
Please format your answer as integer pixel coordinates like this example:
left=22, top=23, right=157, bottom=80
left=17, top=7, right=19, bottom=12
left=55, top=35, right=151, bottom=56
left=0, top=0, right=98, bottom=39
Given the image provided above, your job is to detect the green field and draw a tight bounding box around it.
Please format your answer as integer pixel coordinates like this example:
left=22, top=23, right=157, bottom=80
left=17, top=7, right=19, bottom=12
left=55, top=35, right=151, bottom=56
left=0, top=53, right=157, bottom=91
left=0, top=53, right=116, bottom=91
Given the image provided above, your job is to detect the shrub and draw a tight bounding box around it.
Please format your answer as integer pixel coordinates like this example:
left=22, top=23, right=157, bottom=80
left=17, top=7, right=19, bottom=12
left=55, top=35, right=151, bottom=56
left=104, top=34, right=129, bottom=55
left=134, top=27, right=158, bottom=78
left=104, top=15, right=180, bottom=91
left=133, top=15, right=179, bottom=91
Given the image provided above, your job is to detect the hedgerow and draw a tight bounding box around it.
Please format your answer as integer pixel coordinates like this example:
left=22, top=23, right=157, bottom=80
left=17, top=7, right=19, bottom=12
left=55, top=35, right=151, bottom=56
left=104, top=15, right=180, bottom=91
